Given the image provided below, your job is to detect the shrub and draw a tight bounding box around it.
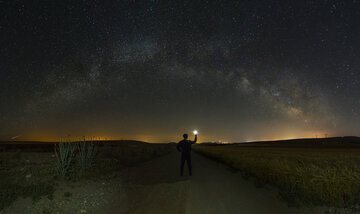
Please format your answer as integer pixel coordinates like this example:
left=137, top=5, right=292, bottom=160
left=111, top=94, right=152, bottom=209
left=77, top=137, right=98, bottom=171
left=55, top=137, right=77, bottom=178
left=63, top=192, right=72, bottom=198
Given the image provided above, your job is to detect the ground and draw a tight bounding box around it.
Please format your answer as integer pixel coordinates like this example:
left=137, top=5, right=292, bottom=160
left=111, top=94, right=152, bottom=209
left=1, top=151, right=356, bottom=214
left=107, top=152, right=335, bottom=214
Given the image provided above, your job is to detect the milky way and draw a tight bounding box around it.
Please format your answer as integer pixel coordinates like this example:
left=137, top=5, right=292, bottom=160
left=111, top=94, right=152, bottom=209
left=1, top=1, right=360, bottom=142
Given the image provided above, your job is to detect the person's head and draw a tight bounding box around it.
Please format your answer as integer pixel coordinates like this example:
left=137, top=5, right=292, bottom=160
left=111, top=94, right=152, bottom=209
left=183, top=133, right=188, bottom=139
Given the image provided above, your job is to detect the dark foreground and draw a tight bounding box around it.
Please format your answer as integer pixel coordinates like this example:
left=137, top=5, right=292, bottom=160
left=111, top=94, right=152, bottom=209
left=1, top=139, right=358, bottom=214
left=108, top=152, right=335, bottom=214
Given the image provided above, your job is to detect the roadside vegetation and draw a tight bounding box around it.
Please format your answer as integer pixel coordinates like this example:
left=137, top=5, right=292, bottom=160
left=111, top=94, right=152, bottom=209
left=0, top=139, right=173, bottom=211
left=194, top=143, right=360, bottom=208
left=0, top=152, right=55, bottom=210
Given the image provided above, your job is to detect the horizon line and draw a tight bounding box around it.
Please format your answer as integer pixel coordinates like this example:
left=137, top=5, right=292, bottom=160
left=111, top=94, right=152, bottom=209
left=0, top=136, right=359, bottom=144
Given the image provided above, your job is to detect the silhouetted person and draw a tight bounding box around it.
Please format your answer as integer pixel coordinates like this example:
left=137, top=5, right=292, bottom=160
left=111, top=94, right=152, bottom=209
left=177, top=133, right=197, bottom=176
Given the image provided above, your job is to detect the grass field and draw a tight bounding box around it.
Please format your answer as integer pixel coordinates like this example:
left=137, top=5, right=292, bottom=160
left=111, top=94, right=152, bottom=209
left=0, top=140, right=174, bottom=211
left=193, top=139, right=360, bottom=208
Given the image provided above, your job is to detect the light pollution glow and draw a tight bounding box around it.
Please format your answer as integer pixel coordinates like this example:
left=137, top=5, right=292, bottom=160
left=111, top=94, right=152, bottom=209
left=16, top=129, right=334, bottom=143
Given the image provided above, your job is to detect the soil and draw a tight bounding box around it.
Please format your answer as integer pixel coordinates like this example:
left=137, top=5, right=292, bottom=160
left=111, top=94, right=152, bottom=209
left=1, top=152, right=356, bottom=214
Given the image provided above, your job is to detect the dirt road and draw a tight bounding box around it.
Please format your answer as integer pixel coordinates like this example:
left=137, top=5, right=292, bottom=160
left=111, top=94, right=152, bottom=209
left=108, top=152, right=328, bottom=214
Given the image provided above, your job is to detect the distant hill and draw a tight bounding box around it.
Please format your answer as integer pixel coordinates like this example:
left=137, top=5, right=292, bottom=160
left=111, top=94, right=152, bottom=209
left=230, top=136, right=360, bottom=148
left=0, top=139, right=151, bottom=152
left=0, top=139, right=149, bottom=144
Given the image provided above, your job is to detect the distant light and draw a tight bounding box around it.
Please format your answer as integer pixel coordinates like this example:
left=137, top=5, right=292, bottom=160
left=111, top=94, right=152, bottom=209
left=11, top=135, right=20, bottom=140
left=193, top=130, right=198, bottom=135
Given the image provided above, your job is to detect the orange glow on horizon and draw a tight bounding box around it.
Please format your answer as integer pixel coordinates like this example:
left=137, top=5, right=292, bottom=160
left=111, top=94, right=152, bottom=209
left=7, top=129, right=335, bottom=143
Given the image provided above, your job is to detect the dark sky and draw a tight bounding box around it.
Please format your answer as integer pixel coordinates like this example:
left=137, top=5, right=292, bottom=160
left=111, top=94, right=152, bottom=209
left=1, top=0, right=360, bottom=142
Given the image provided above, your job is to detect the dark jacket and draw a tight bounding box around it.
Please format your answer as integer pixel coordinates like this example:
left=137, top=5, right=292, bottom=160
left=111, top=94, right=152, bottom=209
left=177, top=136, right=197, bottom=155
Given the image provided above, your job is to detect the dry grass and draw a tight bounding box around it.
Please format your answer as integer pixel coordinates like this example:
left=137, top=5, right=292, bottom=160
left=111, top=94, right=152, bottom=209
left=194, top=144, right=360, bottom=207
left=0, top=141, right=174, bottom=211
left=0, top=153, right=55, bottom=210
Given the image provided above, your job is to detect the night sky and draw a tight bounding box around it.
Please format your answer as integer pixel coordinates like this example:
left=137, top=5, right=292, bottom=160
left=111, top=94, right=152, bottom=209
left=1, top=0, right=360, bottom=142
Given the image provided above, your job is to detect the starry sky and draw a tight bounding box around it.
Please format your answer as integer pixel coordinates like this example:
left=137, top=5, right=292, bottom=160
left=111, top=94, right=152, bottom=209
left=1, top=0, right=360, bottom=142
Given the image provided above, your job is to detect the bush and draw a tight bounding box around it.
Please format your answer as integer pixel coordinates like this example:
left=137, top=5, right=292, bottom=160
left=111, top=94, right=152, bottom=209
left=55, top=137, right=77, bottom=178
left=77, top=138, right=98, bottom=171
